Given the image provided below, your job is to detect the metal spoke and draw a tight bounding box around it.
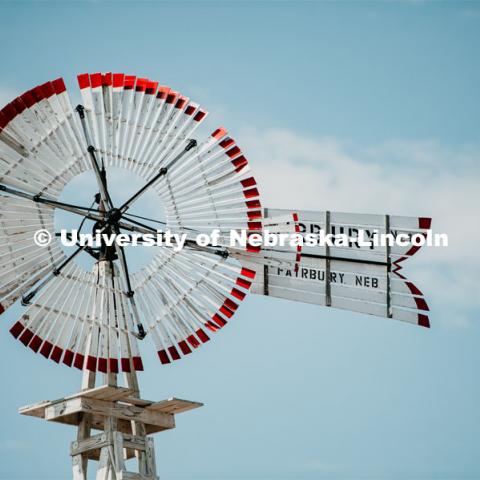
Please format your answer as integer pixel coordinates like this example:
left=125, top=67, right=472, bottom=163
left=111, top=223, right=146, bottom=339
left=0, top=183, right=101, bottom=219
left=55, top=232, right=100, bottom=260
left=76, top=105, right=115, bottom=211
left=118, top=216, right=228, bottom=258
left=118, top=139, right=197, bottom=215
left=122, top=212, right=166, bottom=225
left=21, top=245, right=84, bottom=305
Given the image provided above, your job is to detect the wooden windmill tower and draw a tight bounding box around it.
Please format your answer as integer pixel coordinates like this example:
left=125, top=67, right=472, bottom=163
left=0, top=72, right=431, bottom=479
left=18, top=261, right=203, bottom=480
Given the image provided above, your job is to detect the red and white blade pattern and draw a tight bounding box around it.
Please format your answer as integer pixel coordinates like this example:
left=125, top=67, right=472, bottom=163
left=0, top=78, right=89, bottom=197
left=0, top=73, right=262, bottom=370
left=132, top=250, right=256, bottom=364
left=9, top=261, right=143, bottom=372
left=245, top=209, right=431, bottom=329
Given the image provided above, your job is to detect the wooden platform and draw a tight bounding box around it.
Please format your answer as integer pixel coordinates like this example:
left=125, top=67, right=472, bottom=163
left=20, top=385, right=203, bottom=435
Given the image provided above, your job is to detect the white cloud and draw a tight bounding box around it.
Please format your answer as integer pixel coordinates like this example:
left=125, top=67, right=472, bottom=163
left=239, top=128, right=480, bottom=324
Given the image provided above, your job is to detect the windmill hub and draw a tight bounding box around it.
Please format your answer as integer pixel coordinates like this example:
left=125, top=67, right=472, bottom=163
left=105, top=207, right=122, bottom=224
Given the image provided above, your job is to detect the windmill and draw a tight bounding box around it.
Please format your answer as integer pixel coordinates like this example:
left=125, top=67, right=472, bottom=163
left=0, top=73, right=431, bottom=479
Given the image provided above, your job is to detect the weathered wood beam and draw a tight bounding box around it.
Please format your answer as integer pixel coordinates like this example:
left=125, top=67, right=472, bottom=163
left=45, top=397, right=175, bottom=431
left=70, top=432, right=147, bottom=457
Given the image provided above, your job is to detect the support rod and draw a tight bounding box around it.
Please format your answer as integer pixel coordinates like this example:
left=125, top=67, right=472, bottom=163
left=0, top=183, right=100, bottom=218
left=118, top=138, right=197, bottom=215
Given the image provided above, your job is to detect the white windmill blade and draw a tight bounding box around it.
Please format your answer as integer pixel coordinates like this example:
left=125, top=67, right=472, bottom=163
left=0, top=195, right=66, bottom=314
left=0, top=72, right=263, bottom=370
left=242, top=208, right=431, bottom=328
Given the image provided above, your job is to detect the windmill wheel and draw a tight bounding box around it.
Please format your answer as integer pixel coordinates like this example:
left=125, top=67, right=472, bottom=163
left=0, top=73, right=260, bottom=372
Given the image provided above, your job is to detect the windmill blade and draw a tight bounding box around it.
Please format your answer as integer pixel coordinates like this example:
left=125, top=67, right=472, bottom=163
left=0, top=195, right=66, bottom=313
left=240, top=208, right=431, bottom=328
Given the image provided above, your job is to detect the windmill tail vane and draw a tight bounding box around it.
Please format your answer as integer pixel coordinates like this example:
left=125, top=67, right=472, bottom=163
left=0, top=72, right=432, bottom=374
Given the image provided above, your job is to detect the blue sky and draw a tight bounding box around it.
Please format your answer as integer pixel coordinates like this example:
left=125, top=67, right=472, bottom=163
left=0, top=1, right=479, bottom=479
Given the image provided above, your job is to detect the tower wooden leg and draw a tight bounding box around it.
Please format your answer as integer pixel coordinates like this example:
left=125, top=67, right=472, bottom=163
left=72, top=452, right=87, bottom=480
left=95, top=447, right=110, bottom=480
left=145, top=437, right=157, bottom=478
left=112, top=431, right=126, bottom=473
left=72, top=412, right=93, bottom=480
